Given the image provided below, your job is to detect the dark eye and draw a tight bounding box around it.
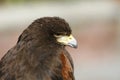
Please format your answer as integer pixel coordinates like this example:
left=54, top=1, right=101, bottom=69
left=55, top=33, right=61, bottom=36
left=55, top=32, right=67, bottom=36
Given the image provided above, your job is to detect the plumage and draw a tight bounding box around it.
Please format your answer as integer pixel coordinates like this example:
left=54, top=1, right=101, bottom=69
left=0, top=17, right=77, bottom=80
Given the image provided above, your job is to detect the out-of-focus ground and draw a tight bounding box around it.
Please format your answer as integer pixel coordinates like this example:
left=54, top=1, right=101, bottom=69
left=0, top=0, right=120, bottom=80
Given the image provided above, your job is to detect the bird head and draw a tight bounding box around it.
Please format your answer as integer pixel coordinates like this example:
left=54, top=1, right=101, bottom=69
left=41, top=17, right=78, bottom=48
left=23, top=17, right=77, bottom=48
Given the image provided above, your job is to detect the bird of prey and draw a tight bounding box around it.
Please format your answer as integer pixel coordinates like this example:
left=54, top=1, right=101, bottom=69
left=0, top=17, right=77, bottom=80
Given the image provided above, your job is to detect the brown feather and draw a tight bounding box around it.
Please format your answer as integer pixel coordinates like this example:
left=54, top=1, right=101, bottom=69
left=0, top=17, right=75, bottom=80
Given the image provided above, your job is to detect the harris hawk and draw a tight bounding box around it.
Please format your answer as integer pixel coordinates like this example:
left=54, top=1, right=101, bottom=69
left=0, top=17, right=77, bottom=80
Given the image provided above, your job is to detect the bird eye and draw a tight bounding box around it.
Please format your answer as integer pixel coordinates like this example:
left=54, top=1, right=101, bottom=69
left=56, top=33, right=61, bottom=36
left=54, top=33, right=63, bottom=38
left=55, top=32, right=67, bottom=36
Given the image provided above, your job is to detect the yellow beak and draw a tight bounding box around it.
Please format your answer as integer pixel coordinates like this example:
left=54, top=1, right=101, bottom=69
left=55, top=34, right=77, bottom=48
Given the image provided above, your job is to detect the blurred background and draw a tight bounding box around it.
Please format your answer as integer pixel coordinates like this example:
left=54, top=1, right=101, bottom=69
left=0, top=0, right=120, bottom=80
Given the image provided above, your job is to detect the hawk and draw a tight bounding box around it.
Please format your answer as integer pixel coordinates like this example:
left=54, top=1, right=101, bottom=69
left=0, top=17, right=77, bottom=80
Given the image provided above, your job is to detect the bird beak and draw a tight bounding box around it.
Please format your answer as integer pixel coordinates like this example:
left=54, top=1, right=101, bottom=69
left=55, top=34, right=77, bottom=48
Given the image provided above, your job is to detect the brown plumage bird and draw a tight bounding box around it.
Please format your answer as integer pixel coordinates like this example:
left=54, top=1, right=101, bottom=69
left=0, top=17, right=77, bottom=80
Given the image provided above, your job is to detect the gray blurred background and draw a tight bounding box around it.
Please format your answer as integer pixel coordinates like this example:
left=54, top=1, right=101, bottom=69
left=0, top=0, right=120, bottom=80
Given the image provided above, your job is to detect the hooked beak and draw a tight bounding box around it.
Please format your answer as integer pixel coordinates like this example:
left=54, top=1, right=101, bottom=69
left=55, top=34, right=77, bottom=48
